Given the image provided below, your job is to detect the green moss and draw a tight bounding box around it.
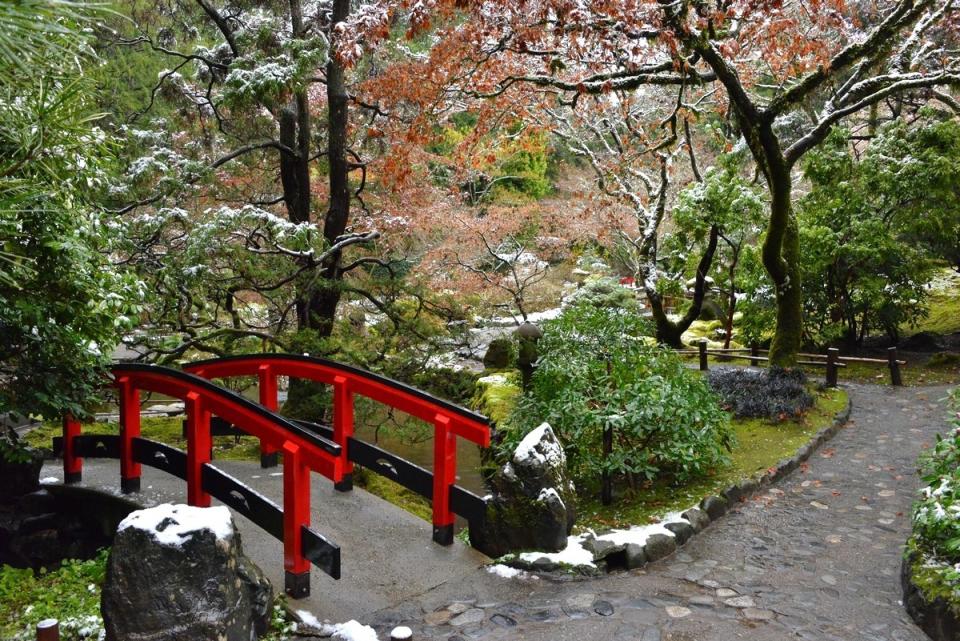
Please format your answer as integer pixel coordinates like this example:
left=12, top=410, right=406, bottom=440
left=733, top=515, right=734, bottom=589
left=578, top=387, right=848, bottom=530
left=472, top=371, right=521, bottom=426
left=353, top=468, right=433, bottom=522
left=907, top=538, right=960, bottom=616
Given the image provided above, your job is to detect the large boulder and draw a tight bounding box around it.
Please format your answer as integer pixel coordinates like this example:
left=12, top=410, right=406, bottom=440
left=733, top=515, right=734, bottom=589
left=471, top=423, right=577, bottom=557
left=102, top=504, right=273, bottom=641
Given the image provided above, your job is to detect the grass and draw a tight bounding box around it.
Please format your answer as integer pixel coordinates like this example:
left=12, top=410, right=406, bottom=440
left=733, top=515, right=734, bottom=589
left=906, top=268, right=960, bottom=337
left=578, top=386, right=849, bottom=530
left=0, top=550, right=108, bottom=641
left=23, top=416, right=265, bottom=461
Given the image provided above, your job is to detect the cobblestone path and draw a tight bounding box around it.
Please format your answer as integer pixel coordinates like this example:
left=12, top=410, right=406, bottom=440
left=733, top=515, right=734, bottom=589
left=362, top=384, right=954, bottom=641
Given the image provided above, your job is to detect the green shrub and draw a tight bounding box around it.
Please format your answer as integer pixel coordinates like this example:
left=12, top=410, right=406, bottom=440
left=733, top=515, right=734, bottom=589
left=565, top=277, right=639, bottom=311
left=507, top=303, right=732, bottom=488
left=907, top=388, right=960, bottom=607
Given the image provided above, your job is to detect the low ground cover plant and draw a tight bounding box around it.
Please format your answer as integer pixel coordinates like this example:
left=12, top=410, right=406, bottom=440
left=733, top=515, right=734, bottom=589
left=906, top=388, right=960, bottom=610
left=707, top=366, right=814, bottom=420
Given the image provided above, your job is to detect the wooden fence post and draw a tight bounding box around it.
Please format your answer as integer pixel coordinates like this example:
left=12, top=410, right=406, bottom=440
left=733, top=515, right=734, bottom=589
left=888, top=347, right=903, bottom=386
left=825, top=348, right=839, bottom=388
left=36, top=619, right=59, bottom=641
left=698, top=339, right=709, bottom=371
left=750, top=342, right=760, bottom=367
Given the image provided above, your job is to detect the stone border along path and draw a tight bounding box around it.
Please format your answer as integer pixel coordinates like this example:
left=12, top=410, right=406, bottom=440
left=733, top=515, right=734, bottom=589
left=346, top=383, right=953, bottom=641
left=501, top=395, right=853, bottom=575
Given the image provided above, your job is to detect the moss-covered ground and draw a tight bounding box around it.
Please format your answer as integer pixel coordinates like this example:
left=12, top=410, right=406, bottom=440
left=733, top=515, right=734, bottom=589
left=577, top=386, right=849, bottom=531
left=0, top=550, right=108, bottom=640
left=24, top=416, right=264, bottom=461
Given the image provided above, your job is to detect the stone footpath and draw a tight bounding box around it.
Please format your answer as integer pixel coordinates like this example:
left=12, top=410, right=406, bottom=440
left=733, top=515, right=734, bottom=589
left=356, top=384, right=952, bottom=641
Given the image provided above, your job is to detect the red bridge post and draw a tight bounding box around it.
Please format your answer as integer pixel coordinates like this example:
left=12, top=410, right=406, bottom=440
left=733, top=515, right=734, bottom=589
left=117, top=376, right=142, bottom=493
left=62, top=414, right=82, bottom=484
left=258, top=364, right=281, bottom=468
left=282, top=440, right=311, bottom=597
left=185, top=391, right=212, bottom=507
left=333, top=375, right=354, bottom=492
left=431, top=414, right=456, bottom=545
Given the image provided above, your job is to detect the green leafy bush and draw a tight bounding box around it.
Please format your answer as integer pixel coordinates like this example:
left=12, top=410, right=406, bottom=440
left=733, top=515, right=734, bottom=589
left=907, top=388, right=960, bottom=607
left=565, top=277, right=639, bottom=311
left=707, top=367, right=814, bottom=420
left=508, top=303, right=731, bottom=488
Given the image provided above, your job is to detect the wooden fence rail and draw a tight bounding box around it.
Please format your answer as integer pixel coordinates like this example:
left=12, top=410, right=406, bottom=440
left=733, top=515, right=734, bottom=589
left=679, top=340, right=905, bottom=387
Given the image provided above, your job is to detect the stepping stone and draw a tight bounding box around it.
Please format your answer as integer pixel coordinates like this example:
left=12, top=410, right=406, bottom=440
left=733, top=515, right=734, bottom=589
left=665, top=606, right=691, bottom=618
left=450, top=609, right=485, bottom=627
left=724, top=596, right=756, bottom=608
left=425, top=610, right=454, bottom=626
left=593, top=601, right=614, bottom=617
left=716, top=588, right=738, bottom=599
left=743, top=608, right=776, bottom=621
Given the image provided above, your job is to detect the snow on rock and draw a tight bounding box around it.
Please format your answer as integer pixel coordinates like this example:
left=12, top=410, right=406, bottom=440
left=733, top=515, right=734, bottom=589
left=516, top=510, right=694, bottom=571
left=117, top=504, right=234, bottom=548
left=514, top=423, right=564, bottom=470
left=39, top=476, right=60, bottom=484
left=483, top=306, right=563, bottom=328
left=296, top=612, right=379, bottom=641
left=390, top=626, right=413, bottom=640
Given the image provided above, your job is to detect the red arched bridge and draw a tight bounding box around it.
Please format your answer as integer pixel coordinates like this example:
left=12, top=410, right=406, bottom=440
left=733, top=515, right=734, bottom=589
left=54, top=355, right=491, bottom=598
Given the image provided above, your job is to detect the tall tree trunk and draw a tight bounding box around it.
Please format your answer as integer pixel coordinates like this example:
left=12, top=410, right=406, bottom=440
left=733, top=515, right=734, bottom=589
left=763, top=177, right=803, bottom=366
left=303, top=0, right=352, bottom=339
left=723, top=248, right=740, bottom=350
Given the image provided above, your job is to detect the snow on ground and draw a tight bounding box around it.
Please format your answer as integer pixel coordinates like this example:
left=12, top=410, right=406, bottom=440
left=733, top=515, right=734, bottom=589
left=516, top=510, right=693, bottom=570
left=117, top=504, right=234, bottom=547
left=39, top=476, right=60, bottom=484
left=485, top=564, right=538, bottom=580
left=296, top=611, right=379, bottom=641
left=482, top=306, right=563, bottom=327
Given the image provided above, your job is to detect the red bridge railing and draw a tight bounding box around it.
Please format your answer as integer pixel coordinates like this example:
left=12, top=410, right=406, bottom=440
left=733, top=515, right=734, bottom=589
left=59, top=355, right=492, bottom=598
left=61, top=363, right=343, bottom=597
left=183, top=354, right=491, bottom=545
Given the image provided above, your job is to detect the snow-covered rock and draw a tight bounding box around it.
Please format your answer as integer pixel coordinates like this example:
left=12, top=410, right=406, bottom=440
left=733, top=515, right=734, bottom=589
left=102, top=504, right=272, bottom=641
left=470, top=423, right=577, bottom=558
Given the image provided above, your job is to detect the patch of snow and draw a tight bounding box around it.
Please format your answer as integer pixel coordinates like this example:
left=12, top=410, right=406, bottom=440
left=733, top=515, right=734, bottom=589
left=117, top=504, right=234, bottom=547
left=390, top=626, right=413, bottom=640
left=39, top=476, right=60, bottom=484
left=517, top=535, right=596, bottom=567
left=515, top=509, right=695, bottom=570
left=477, top=374, right=509, bottom=385
left=537, top=487, right=564, bottom=509
left=513, top=423, right=564, bottom=469
left=296, top=612, right=379, bottom=641
left=483, top=306, right=563, bottom=327
left=592, top=511, right=687, bottom=547
left=485, top=564, right=538, bottom=579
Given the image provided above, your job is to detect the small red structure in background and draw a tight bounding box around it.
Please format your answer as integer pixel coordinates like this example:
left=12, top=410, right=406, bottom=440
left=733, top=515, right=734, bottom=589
left=619, top=276, right=635, bottom=286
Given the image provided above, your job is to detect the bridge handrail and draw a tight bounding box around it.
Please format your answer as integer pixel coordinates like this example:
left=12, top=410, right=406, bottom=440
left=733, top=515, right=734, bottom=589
left=183, top=353, right=490, bottom=443
left=112, top=363, right=342, bottom=470
left=183, top=353, right=492, bottom=546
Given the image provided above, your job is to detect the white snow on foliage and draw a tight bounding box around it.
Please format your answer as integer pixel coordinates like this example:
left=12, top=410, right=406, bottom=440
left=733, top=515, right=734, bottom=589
left=296, top=611, right=379, bottom=641
left=117, top=504, right=233, bottom=547
left=516, top=510, right=692, bottom=570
